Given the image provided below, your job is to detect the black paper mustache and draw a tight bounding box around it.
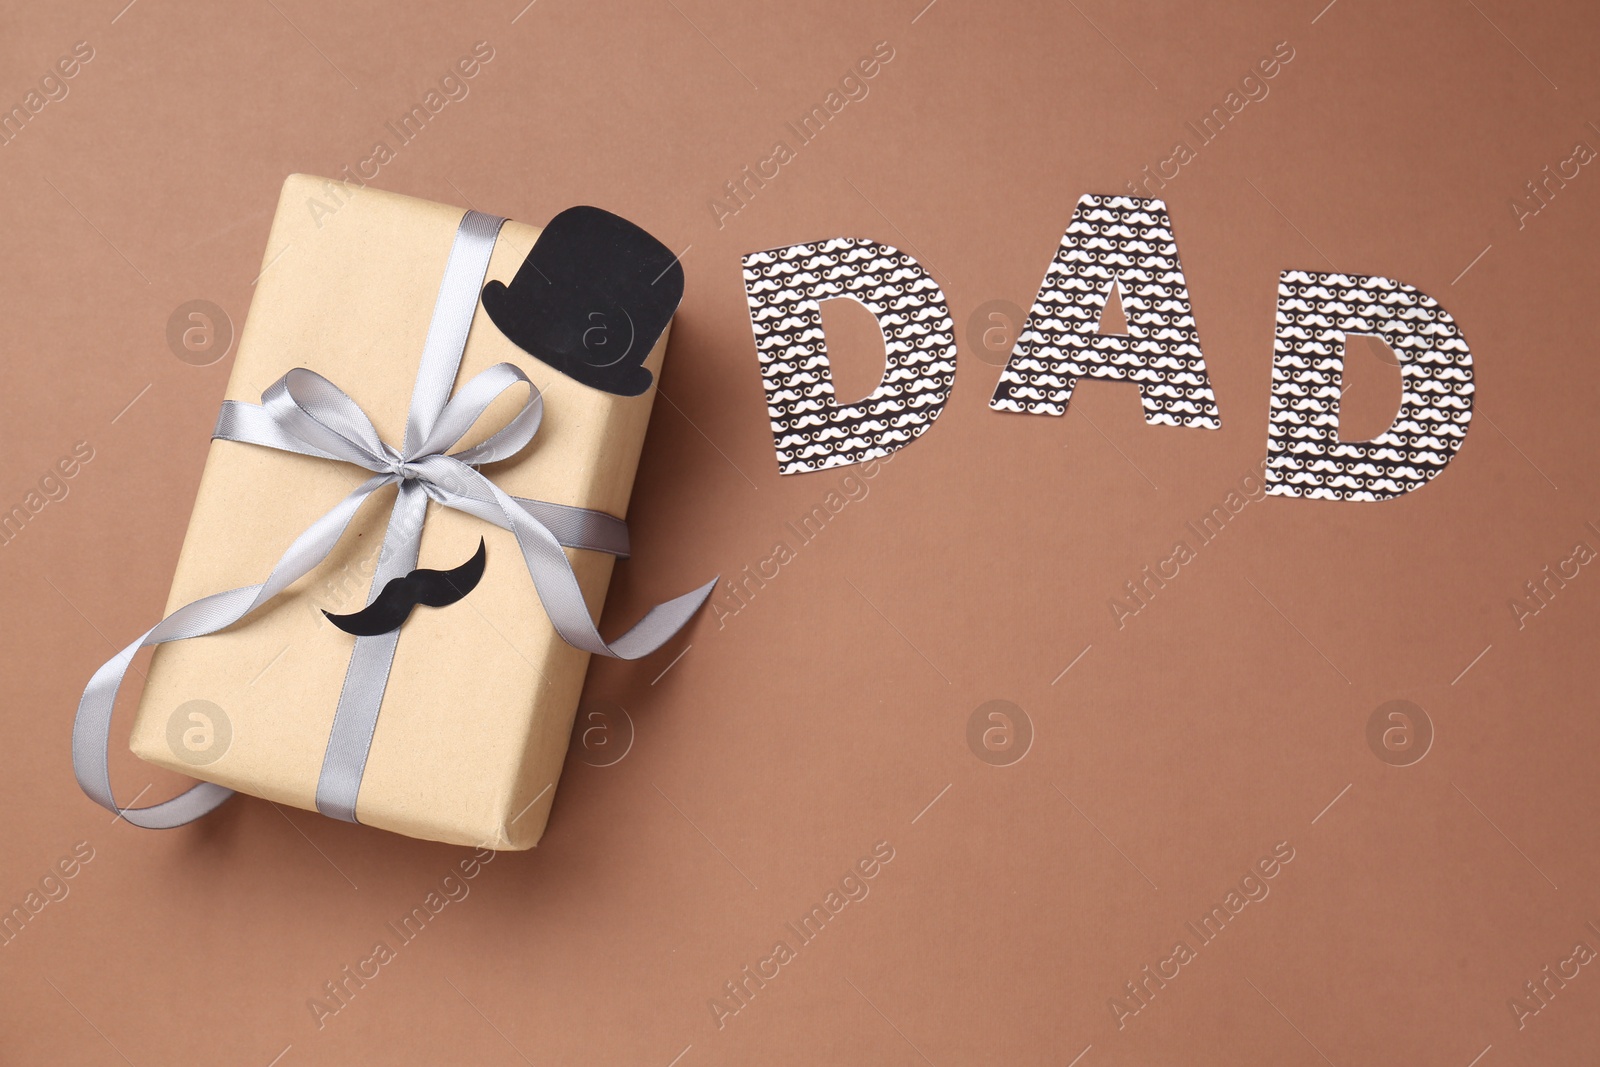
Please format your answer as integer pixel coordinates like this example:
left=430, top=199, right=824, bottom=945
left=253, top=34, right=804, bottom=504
left=324, top=538, right=487, bottom=637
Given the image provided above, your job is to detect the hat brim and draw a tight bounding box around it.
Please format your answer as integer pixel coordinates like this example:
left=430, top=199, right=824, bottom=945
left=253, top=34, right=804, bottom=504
left=481, top=281, right=655, bottom=398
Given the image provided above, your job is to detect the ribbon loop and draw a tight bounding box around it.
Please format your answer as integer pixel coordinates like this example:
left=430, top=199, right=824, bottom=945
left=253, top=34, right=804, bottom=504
left=265, top=368, right=397, bottom=473
left=421, top=362, right=543, bottom=464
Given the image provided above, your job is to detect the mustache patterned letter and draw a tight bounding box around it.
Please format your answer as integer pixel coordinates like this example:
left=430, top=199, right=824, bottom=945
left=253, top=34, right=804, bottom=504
left=324, top=538, right=488, bottom=636
left=741, top=237, right=956, bottom=475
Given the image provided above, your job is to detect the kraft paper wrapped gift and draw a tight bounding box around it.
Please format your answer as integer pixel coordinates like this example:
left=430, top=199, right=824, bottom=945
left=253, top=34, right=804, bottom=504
left=122, top=175, right=680, bottom=849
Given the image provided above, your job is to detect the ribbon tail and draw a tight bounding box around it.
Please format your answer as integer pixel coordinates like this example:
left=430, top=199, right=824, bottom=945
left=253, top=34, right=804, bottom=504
left=71, top=476, right=391, bottom=828
left=435, top=461, right=716, bottom=660
left=592, top=575, right=721, bottom=660
left=74, top=617, right=240, bottom=829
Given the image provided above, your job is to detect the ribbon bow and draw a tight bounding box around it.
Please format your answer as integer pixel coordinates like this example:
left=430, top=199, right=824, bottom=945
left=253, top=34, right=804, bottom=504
left=73, top=209, right=715, bottom=829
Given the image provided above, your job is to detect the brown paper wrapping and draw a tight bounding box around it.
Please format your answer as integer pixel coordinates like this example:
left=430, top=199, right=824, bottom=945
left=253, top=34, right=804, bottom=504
left=127, top=175, right=669, bottom=849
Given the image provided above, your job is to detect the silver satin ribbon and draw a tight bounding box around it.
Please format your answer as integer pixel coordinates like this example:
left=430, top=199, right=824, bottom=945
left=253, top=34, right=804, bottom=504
left=72, top=209, right=716, bottom=829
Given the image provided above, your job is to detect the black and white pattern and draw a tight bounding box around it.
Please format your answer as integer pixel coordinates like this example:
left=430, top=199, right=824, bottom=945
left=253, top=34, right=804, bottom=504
left=989, top=194, right=1222, bottom=429
left=1266, top=270, right=1474, bottom=502
left=743, top=238, right=956, bottom=475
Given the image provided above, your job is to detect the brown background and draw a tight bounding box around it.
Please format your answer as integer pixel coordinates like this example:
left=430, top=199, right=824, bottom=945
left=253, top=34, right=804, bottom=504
left=3, top=0, right=1598, bottom=1063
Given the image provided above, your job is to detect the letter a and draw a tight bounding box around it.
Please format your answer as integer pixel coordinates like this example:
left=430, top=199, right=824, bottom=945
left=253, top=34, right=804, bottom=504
left=742, top=238, right=956, bottom=474
left=990, top=194, right=1222, bottom=428
left=1264, top=270, right=1473, bottom=501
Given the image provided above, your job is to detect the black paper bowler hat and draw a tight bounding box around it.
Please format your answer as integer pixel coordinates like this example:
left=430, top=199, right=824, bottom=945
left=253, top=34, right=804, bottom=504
left=481, top=206, right=685, bottom=397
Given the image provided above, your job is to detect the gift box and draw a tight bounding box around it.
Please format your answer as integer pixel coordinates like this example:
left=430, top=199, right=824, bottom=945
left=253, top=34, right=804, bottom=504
left=107, top=175, right=696, bottom=849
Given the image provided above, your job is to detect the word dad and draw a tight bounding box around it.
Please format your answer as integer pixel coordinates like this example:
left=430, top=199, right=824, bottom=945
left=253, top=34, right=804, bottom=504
left=741, top=194, right=1474, bottom=503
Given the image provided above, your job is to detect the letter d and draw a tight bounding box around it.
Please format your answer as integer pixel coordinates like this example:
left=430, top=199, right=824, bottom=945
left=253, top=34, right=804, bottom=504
left=1263, top=270, right=1473, bottom=501
left=742, top=238, right=955, bottom=475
